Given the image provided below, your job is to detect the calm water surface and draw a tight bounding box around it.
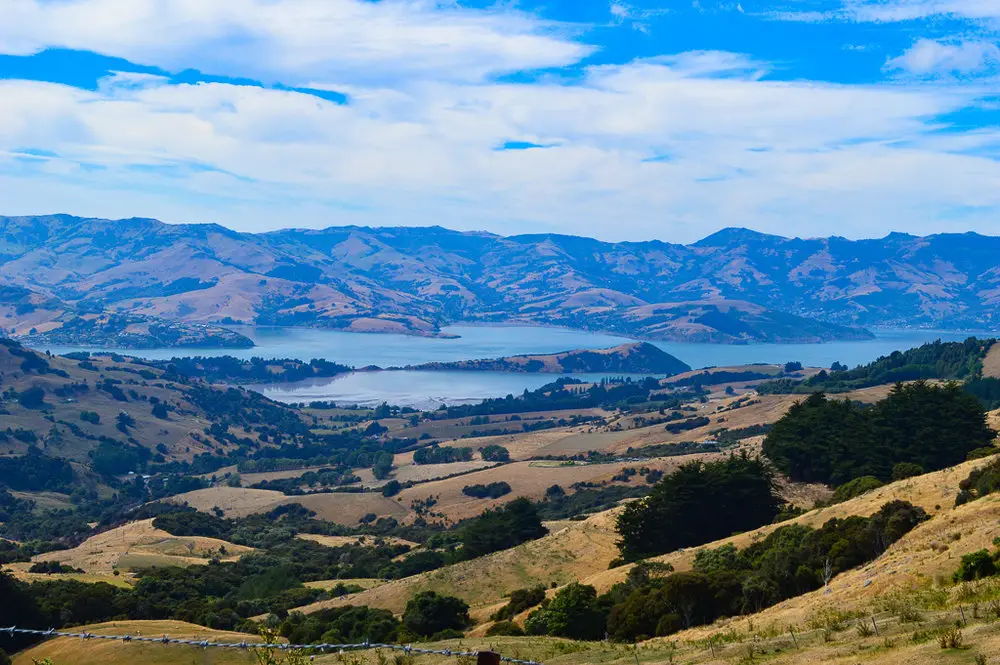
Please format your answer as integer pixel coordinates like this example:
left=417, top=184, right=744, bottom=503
left=40, top=325, right=994, bottom=409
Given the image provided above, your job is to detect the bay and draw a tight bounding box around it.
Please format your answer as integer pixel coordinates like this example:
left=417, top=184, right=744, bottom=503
left=38, top=324, right=994, bottom=409
left=37, top=325, right=990, bottom=409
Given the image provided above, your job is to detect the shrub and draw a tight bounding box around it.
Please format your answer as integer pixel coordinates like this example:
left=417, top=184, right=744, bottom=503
left=462, top=482, right=512, bottom=499
left=956, top=457, right=1000, bottom=506
left=485, top=621, right=524, bottom=637
left=491, top=586, right=546, bottom=621
left=831, top=476, right=883, bottom=504
left=891, top=462, right=924, bottom=481
left=953, top=549, right=998, bottom=582
left=939, top=628, right=963, bottom=649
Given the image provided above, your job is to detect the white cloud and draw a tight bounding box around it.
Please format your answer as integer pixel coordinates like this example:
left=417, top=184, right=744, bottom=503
left=0, top=0, right=592, bottom=84
left=886, top=38, right=1000, bottom=76
left=2, top=53, right=999, bottom=242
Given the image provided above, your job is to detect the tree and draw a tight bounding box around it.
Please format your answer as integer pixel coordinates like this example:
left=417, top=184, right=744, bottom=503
left=764, top=383, right=995, bottom=485
left=0, top=572, right=41, bottom=652
left=402, top=591, right=470, bottom=637
left=152, top=402, right=169, bottom=419
left=372, top=452, right=394, bottom=480
left=382, top=480, right=402, bottom=497
left=17, top=387, right=46, bottom=409
left=784, top=361, right=803, bottom=373
left=537, top=583, right=606, bottom=640
left=480, top=445, right=510, bottom=462
left=616, top=454, right=782, bottom=562
left=460, top=498, right=548, bottom=559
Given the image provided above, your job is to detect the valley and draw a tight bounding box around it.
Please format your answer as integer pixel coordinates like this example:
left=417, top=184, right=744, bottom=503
left=3, top=334, right=1000, bottom=665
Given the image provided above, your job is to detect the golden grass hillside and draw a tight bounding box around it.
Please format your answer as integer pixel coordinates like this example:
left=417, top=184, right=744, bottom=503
left=394, top=455, right=720, bottom=523
left=581, top=457, right=991, bottom=596
left=10, top=620, right=269, bottom=665
left=25, top=518, right=252, bottom=575
left=294, top=509, right=625, bottom=619
left=293, top=457, right=995, bottom=629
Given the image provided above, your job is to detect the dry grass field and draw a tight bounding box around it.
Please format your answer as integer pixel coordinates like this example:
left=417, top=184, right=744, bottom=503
left=166, top=487, right=287, bottom=517
left=296, top=534, right=419, bottom=549
left=25, top=518, right=251, bottom=575
left=168, top=487, right=409, bottom=525
left=303, top=577, right=386, bottom=592
left=365, top=457, right=499, bottom=487
left=19, top=599, right=1000, bottom=665
left=286, top=492, right=411, bottom=524
left=394, top=455, right=721, bottom=523
left=1, top=563, right=135, bottom=588
left=11, top=620, right=269, bottom=665
left=293, top=456, right=996, bottom=632
left=982, top=342, right=1000, bottom=378
left=295, top=508, right=624, bottom=619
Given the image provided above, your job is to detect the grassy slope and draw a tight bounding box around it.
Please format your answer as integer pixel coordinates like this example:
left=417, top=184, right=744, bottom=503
left=14, top=518, right=252, bottom=575
left=295, top=456, right=996, bottom=624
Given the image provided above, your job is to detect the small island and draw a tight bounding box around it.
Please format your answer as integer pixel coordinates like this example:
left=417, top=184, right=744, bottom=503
left=401, top=341, right=691, bottom=375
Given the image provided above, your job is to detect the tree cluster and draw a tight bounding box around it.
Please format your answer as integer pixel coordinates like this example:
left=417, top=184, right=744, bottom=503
left=616, top=454, right=782, bottom=562
left=763, top=382, right=995, bottom=485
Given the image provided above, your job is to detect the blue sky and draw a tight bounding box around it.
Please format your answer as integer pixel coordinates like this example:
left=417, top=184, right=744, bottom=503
left=1, top=0, right=1000, bottom=242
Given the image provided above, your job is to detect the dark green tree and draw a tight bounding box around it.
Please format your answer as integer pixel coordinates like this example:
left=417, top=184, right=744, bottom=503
left=402, top=591, right=470, bottom=637
left=616, top=454, right=782, bottom=561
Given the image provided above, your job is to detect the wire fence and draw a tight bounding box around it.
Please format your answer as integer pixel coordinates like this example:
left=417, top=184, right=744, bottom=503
left=1, top=626, right=544, bottom=665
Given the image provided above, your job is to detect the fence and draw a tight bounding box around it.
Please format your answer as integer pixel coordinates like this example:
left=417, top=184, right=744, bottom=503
left=1, top=627, right=543, bottom=665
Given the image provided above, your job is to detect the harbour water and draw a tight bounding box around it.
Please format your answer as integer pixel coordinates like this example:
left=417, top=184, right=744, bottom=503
left=37, top=324, right=990, bottom=408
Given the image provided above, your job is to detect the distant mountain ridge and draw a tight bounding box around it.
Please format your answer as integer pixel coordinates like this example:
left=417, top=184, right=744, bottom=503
left=3, top=214, right=994, bottom=344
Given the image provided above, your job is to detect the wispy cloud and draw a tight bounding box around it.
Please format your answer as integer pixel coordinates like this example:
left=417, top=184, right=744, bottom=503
left=886, top=38, right=1000, bottom=76
left=771, top=0, right=1000, bottom=23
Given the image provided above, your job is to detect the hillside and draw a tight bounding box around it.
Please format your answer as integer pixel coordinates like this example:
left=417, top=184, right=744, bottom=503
left=0, top=338, right=304, bottom=473
left=298, top=455, right=998, bottom=626
left=0, top=215, right=900, bottom=344
left=403, top=342, right=691, bottom=375
left=0, top=285, right=253, bottom=349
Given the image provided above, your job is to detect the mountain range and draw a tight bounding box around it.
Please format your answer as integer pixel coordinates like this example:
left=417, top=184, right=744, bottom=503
left=2, top=214, right=998, bottom=345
